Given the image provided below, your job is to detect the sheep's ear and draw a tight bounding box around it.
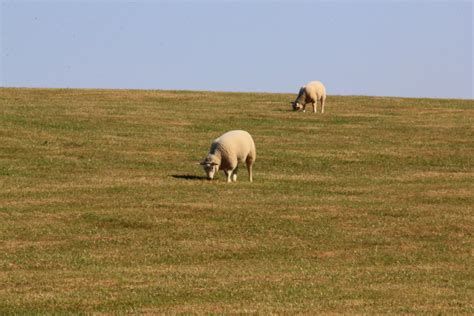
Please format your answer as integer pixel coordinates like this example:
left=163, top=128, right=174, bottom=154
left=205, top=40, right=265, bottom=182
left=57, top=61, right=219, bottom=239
left=198, top=161, right=206, bottom=165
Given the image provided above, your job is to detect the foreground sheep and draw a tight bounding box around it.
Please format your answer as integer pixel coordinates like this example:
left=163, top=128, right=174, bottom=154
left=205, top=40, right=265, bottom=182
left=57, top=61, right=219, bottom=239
left=200, top=130, right=256, bottom=182
left=291, top=81, right=327, bottom=113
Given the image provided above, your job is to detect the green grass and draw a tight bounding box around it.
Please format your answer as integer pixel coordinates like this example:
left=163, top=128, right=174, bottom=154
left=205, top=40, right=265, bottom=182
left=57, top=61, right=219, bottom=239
left=1, top=88, right=473, bottom=313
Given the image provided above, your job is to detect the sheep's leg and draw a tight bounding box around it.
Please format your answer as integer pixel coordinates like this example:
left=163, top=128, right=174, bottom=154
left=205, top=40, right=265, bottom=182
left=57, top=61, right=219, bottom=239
left=232, top=166, right=239, bottom=182
left=321, top=96, right=326, bottom=113
left=312, top=101, right=317, bottom=113
left=302, top=104, right=306, bottom=113
left=224, top=170, right=232, bottom=183
left=246, top=160, right=253, bottom=182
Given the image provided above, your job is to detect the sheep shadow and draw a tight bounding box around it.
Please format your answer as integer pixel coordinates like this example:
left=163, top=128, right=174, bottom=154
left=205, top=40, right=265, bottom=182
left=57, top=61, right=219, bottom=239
left=171, top=174, right=208, bottom=181
left=274, top=108, right=295, bottom=113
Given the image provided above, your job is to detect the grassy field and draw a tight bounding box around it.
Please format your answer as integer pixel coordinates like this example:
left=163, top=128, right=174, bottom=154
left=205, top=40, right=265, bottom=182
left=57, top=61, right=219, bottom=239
left=1, top=88, right=473, bottom=313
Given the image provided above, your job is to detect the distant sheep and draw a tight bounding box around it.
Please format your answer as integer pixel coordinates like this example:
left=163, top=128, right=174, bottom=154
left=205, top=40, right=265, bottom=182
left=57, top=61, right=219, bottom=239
left=291, top=81, right=327, bottom=113
left=200, top=130, right=256, bottom=182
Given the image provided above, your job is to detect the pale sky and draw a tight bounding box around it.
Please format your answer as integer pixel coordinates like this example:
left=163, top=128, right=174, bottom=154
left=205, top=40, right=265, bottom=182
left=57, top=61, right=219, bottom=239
left=1, top=0, right=473, bottom=99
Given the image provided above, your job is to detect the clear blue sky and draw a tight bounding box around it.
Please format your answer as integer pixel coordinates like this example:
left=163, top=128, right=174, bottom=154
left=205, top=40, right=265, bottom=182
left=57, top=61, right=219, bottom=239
left=1, top=1, right=472, bottom=99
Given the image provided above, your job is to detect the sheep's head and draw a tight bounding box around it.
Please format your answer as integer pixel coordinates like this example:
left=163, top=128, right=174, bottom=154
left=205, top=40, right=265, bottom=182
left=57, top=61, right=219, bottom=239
left=291, top=102, right=303, bottom=111
left=200, top=158, right=219, bottom=180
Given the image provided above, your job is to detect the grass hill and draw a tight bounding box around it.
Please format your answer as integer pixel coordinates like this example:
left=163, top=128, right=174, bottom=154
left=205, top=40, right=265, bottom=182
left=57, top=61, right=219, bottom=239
left=1, top=88, right=473, bottom=313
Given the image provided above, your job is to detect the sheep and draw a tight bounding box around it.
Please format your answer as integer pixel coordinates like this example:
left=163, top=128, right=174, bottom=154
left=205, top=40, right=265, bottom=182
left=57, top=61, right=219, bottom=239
left=200, top=130, right=256, bottom=183
left=291, top=81, right=327, bottom=113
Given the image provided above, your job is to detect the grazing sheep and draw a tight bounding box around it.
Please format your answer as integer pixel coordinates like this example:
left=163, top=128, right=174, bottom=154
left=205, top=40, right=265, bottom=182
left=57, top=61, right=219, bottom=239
left=291, top=81, right=327, bottom=113
left=200, top=130, right=256, bottom=183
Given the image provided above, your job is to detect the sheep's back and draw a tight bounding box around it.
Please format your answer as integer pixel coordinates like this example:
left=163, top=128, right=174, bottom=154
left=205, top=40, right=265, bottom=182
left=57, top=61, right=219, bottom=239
left=305, top=81, right=326, bottom=99
left=214, top=130, right=255, bottom=162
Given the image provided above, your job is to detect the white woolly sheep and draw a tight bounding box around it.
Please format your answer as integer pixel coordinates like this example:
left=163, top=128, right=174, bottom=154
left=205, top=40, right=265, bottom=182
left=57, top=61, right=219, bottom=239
left=200, top=130, right=256, bottom=183
left=291, top=81, right=327, bottom=113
